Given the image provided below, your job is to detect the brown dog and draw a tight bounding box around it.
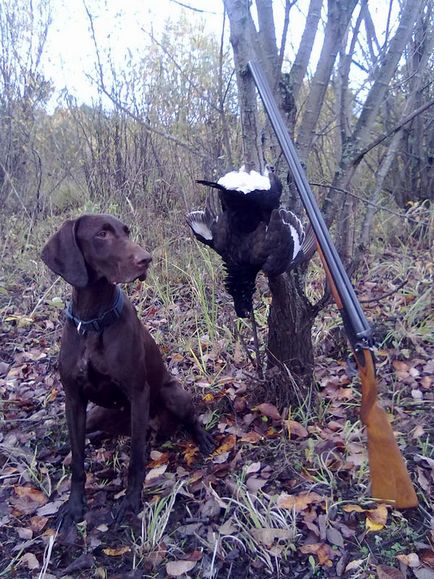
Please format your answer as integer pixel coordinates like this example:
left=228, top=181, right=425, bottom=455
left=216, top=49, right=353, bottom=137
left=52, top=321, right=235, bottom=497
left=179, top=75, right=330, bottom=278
left=41, top=214, right=213, bottom=527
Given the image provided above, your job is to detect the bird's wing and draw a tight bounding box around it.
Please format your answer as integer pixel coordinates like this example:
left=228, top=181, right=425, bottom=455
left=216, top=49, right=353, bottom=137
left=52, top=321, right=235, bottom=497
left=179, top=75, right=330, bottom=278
left=186, top=210, right=215, bottom=247
left=186, top=188, right=223, bottom=249
left=261, top=208, right=307, bottom=276
left=289, top=222, right=317, bottom=268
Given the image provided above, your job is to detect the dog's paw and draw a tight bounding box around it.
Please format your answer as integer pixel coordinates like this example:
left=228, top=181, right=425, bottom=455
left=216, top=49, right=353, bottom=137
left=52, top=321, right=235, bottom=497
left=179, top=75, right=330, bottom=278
left=196, top=428, right=215, bottom=455
left=113, top=492, right=141, bottom=528
left=56, top=496, right=87, bottom=530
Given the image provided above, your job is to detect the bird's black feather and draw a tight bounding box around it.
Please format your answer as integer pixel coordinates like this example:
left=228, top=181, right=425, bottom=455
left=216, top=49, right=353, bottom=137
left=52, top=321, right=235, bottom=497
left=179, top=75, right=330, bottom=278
left=187, top=169, right=315, bottom=317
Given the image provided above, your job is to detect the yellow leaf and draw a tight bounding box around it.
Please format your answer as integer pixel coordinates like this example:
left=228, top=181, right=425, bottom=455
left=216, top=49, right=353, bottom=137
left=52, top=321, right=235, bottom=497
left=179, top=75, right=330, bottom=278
left=366, top=504, right=388, bottom=532
left=184, top=444, right=199, bottom=466
left=212, top=434, right=236, bottom=456
left=103, top=546, right=131, bottom=556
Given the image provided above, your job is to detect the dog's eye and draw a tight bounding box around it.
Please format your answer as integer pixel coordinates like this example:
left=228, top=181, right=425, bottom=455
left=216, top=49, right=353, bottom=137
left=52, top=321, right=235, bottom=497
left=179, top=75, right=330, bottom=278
left=96, top=230, right=108, bottom=239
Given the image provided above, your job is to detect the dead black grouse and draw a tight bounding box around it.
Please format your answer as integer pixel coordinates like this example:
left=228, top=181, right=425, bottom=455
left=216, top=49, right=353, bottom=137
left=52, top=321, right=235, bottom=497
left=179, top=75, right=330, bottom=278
left=187, top=167, right=315, bottom=318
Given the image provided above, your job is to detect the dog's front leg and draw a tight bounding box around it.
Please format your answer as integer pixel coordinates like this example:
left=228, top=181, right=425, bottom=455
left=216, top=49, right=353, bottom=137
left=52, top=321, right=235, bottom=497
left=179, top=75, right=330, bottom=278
left=58, top=392, right=87, bottom=528
left=114, top=386, right=149, bottom=525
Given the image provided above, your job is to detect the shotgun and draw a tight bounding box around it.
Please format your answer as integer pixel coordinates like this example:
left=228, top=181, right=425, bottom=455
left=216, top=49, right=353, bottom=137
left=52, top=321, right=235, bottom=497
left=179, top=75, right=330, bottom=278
left=248, top=60, right=418, bottom=508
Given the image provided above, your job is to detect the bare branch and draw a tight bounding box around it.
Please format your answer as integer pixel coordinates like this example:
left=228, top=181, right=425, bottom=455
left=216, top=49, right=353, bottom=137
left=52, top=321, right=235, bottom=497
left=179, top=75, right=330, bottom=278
left=353, top=98, right=434, bottom=166
left=83, top=2, right=209, bottom=158
left=168, top=0, right=218, bottom=14
left=311, top=182, right=430, bottom=225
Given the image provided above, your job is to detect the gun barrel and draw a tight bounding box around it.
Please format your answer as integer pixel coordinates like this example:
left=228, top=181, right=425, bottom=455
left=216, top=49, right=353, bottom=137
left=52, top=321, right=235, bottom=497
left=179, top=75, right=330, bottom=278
left=248, top=61, right=372, bottom=346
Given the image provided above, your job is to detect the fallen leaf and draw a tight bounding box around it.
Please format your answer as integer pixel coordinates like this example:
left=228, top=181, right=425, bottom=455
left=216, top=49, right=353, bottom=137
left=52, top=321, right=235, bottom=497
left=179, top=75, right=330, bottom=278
left=255, top=403, right=281, bottom=421
left=418, top=548, right=434, bottom=568
left=326, top=526, right=344, bottom=548
left=166, top=560, right=197, bottom=576
left=11, top=485, right=48, bottom=516
left=366, top=504, right=388, bottom=532
left=376, top=564, right=405, bottom=578
left=300, top=543, right=334, bottom=566
left=286, top=420, right=308, bottom=439
left=345, top=559, right=366, bottom=572
left=239, top=431, right=262, bottom=444
left=343, top=504, right=367, bottom=513
left=17, top=528, right=33, bottom=540
left=37, top=500, right=63, bottom=516
left=396, top=553, right=420, bottom=568
left=251, top=528, right=293, bottom=547
left=30, top=516, right=48, bottom=533
left=148, top=451, right=169, bottom=467
left=219, top=517, right=237, bottom=535
left=184, top=445, right=199, bottom=466
left=245, top=462, right=261, bottom=475
left=145, top=464, right=167, bottom=483
left=19, top=553, right=40, bottom=570
left=246, top=477, right=267, bottom=493
left=212, top=434, right=236, bottom=457
left=102, top=546, right=131, bottom=557
left=277, top=491, right=324, bottom=511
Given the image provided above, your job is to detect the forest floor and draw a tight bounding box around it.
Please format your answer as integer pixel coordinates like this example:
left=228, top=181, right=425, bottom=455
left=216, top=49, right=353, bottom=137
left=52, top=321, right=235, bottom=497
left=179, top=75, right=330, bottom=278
left=0, top=218, right=433, bottom=578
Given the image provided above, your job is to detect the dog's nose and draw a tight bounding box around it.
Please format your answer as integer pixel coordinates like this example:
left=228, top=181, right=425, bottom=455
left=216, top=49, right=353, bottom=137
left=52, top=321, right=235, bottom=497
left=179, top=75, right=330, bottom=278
left=135, top=251, right=152, bottom=267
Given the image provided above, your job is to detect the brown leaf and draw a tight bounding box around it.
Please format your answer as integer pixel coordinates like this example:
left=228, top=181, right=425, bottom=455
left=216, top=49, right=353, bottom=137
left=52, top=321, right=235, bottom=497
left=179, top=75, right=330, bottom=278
left=255, top=403, right=281, bottom=421
left=286, top=419, right=308, bottom=439
left=148, top=451, right=170, bottom=468
left=212, top=434, right=236, bottom=457
left=251, top=528, right=293, bottom=547
left=239, top=431, right=263, bottom=444
left=299, top=543, right=334, bottom=566
left=30, top=515, right=48, bottom=533
left=343, top=504, right=367, bottom=513
left=166, top=560, right=197, bottom=577
left=11, top=485, right=48, bottom=516
left=396, top=553, right=421, bottom=568
left=376, top=564, right=405, bottom=578
left=277, top=491, right=324, bottom=511
left=418, top=548, right=434, bottom=569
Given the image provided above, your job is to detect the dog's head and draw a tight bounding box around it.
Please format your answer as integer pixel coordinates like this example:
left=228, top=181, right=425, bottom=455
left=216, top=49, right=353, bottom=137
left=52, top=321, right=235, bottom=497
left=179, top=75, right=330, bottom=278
left=41, top=214, right=152, bottom=287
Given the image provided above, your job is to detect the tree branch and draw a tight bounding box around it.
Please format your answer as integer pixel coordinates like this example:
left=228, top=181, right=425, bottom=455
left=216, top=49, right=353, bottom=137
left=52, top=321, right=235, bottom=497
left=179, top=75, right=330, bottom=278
left=352, top=98, right=434, bottom=166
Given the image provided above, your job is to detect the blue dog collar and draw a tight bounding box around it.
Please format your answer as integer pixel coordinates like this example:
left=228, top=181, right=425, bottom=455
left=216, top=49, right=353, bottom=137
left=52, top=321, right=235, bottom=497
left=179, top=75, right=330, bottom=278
left=65, top=286, right=124, bottom=334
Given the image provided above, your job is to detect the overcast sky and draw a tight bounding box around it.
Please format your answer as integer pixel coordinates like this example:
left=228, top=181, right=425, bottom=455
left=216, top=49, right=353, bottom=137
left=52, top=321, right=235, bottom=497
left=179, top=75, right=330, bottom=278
left=41, top=0, right=396, bottom=107
left=42, top=0, right=318, bottom=104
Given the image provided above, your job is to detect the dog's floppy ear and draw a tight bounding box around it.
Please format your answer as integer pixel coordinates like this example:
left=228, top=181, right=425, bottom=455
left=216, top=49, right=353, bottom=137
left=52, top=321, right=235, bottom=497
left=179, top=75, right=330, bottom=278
left=41, top=218, right=88, bottom=287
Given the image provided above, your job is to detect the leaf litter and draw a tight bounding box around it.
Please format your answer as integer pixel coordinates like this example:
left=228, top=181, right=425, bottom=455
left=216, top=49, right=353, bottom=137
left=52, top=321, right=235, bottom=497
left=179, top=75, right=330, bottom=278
left=0, top=243, right=432, bottom=577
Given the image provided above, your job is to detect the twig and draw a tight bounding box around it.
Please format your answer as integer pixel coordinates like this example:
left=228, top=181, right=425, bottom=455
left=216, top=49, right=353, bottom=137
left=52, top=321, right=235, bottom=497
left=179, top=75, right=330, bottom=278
left=168, top=0, right=218, bottom=14
left=234, top=325, right=256, bottom=368
left=83, top=2, right=208, bottom=158
left=250, top=310, right=264, bottom=380
left=311, top=182, right=430, bottom=226
left=29, top=276, right=62, bottom=317
left=353, top=98, right=434, bottom=166
left=359, top=277, right=408, bottom=304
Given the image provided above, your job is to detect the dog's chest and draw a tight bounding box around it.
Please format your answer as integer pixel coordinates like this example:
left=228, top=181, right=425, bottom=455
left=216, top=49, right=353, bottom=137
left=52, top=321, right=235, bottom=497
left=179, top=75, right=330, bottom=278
left=62, top=333, right=129, bottom=408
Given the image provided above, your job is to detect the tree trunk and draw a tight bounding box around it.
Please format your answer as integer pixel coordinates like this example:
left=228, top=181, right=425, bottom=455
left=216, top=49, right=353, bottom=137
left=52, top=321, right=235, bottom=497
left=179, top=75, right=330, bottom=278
left=288, top=0, right=322, bottom=103
left=266, top=270, right=316, bottom=408
left=296, top=0, right=357, bottom=162
left=223, top=0, right=262, bottom=170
